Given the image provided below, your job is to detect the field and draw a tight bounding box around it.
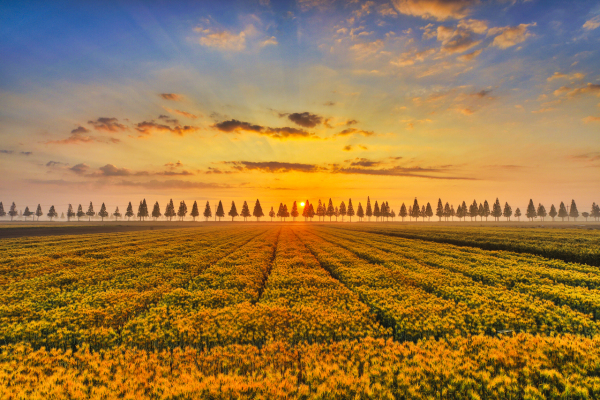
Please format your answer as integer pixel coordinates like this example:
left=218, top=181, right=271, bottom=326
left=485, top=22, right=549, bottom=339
left=2, top=224, right=600, bottom=399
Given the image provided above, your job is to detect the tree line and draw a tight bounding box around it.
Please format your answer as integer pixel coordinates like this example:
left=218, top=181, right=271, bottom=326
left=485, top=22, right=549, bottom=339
left=1, top=197, right=599, bottom=222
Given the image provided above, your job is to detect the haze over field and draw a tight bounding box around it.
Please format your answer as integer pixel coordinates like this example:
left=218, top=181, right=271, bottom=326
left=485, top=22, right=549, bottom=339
left=1, top=0, right=599, bottom=208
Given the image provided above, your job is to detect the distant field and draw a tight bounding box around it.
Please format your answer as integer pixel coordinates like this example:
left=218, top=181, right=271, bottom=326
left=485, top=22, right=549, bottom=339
left=2, top=225, right=600, bottom=398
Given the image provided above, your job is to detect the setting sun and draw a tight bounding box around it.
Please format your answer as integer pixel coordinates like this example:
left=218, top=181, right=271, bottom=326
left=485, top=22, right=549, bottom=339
left=300, top=202, right=305, bottom=207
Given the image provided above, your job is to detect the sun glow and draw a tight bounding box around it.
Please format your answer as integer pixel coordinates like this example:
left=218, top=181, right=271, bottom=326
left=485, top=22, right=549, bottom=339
left=300, top=202, right=305, bottom=207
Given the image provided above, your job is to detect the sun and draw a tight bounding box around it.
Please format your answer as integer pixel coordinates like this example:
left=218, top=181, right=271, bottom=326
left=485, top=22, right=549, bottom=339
left=300, top=202, right=305, bottom=207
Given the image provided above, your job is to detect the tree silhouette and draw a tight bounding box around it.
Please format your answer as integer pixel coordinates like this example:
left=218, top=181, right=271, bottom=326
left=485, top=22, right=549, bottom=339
left=241, top=201, right=251, bottom=221
left=203, top=201, right=212, bottom=221
left=469, top=200, right=478, bottom=222
left=67, top=204, right=75, bottom=222
left=411, top=198, right=420, bottom=220
left=215, top=201, right=224, bottom=221
left=357, top=202, right=364, bottom=221
left=339, top=201, right=347, bottom=222
left=176, top=201, right=187, bottom=221
left=60, top=212, right=65, bottom=219
left=334, top=206, right=339, bottom=221
left=86, top=202, right=95, bottom=221
left=164, top=199, right=176, bottom=221
left=491, top=198, right=502, bottom=221
left=421, top=205, right=426, bottom=222
left=228, top=201, right=238, bottom=221
left=269, top=206, right=275, bottom=221
left=308, top=204, right=315, bottom=221
left=23, top=206, right=32, bottom=221
left=302, top=200, right=309, bottom=221
left=291, top=201, right=299, bottom=221
left=478, top=203, right=484, bottom=221
left=317, top=200, right=326, bottom=221
left=152, top=202, right=161, bottom=220
left=138, top=199, right=149, bottom=221
left=558, top=202, right=568, bottom=221
left=347, top=199, right=355, bottom=222
left=366, top=197, right=373, bottom=221
left=569, top=199, right=579, bottom=221
left=191, top=201, right=199, bottom=221
left=34, top=204, right=43, bottom=221
left=482, top=200, right=490, bottom=221
left=47, top=205, right=58, bottom=221
left=443, top=202, right=451, bottom=221
left=592, top=203, right=600, bottom=221
left=400, top=203, right=407, bottom=222
left=277, top=203, right=283, bottom=221
left=0, top=202, right=5, bottom=218
left=503, top=202, right=512, bottom=221
left=373, top=201, right=380, bottom=222
left=549, top=204, right=557, bottom=221
left=283, top=204, right=290, bottom=221
left=526, top=199, right=537, bottom=222
left=436, top=199, right=444, bottom=221
left=77, top=204, right=85, bottom=221
left=450, top=205, right=456, bottom=221
left=326, top=199, right=335, bottom=221
left=390, top=209, right=396, bottom=221
left=583, top=211, right=590, bottom=221
left=253, top=199, right=264, bottom=221
left=426, top=202, right=433, bottom=221
left=8, top=202, right=18, bottom=221
left=408, top=206, right=413, bottom=221
left=99, top=203, right=108, bottom=221
left=537, top=204, right=547, bottom=221
left=113, top=206, right=121, bottom=221
left=125, top=202, right=134, bottom=221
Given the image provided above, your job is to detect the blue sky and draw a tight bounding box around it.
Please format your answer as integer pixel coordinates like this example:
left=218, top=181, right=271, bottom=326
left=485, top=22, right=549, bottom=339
left=1, top=0, right=599, bottom=212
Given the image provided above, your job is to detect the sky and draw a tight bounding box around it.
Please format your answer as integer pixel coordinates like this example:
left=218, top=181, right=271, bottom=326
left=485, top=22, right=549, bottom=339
left=1, top=0, right=599, bottom=215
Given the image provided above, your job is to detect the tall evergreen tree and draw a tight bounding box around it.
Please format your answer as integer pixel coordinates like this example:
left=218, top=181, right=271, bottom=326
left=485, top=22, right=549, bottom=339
left=526, top=199, right=537, bottom=222
left=334, top=206, right=339, bottom=222
left=228, top=201, right=238, bottom=221
left=301, top=200, right=309, bottom=221
left=317, top=200, right=326, bottom=221
left=537, top=204, right=547, bottom=221
left=326, top=199, right=335, bottom=221
left=390, top=209, right=396, bottom=221
left=99, top=203, right=108, bottom=221
left=339, top=201, right=347, bottom=222
left=283, top=204, right=290, bottom=221
left=77, top=204, right=85, bottom=221
left=203, top=201, right=212, bottom=221
left=426, top=202, right=434, bottom=221
left=400, top=203, right=407, bottom=222
left=491, top=198, right=502, bottom=221
left=436, top=199, right=444, bottom=221
left=421, top=205, right=426, bottom=222
left=253, top=199, right=264, bottom=221
left=549, top=204, right=557, bottom=221
left=23, top=206, right=32, bottom=221
left=443, top=202, right=451, bottom=221
left=357, top=202, right=364, bottom=221
left=47, top=205, right=58, bottom=221
left=366, top=197, right=373, bottom=221
left=503, top=202, right=512, bottom=221
left=592, top=203, right=600, bottom=221
left=347, top=199, right=355, bottom=222
left=373, top=201, right=380, bottom=222
left=0, top=202, right=5, bottom=218
left=558, top=202, right=568, bottom=221
left=8, top=202, right=18, bottom=221
left=450, top=205, right=456, bottom=221
left=408, top=206, right=413, bottom=221
left=469, top=200, right=478, bottom=221
left=411, top=198, right=420, bottom=220
left=190, top=201, right=199, bottom=221
left=86, top=202, right=95, bottom=221
left=215, top=201, right=225, bottom=221
left=483, top=200, right=491, bottom=221
left=277, top=203, right=283, bottom=221
left=164, top=199, right=176, bottom=221
left=478, top=203, right=484, bottom=221
left=152, top=202, right=161, bottom=220
left=291, top=201, right=299, bottom=221
left=113, top=206, right=121, bottom=221
left=241, top=201, right=251, bottom=221
left=308, top=204, right=315, bottom=220
left=125, top=202, right=134, bottom=220
left=67, top=204, right=75, bottom=221
left=269, top=206, right=275, bottom=221
left=569, top=199, right=579, bottom=221
left=514, top=208, right=521, bottom=221
left=35, top=204, right=43, bottom=221
left=138, top=199, right=149, bottom=221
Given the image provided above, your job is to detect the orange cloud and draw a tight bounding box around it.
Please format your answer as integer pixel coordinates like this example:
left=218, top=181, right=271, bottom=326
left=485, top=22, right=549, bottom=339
left=488, top=23, right=535, bottom=49
left=391, top=0, right=476, bottom=21
left=159, top=93, right=183, bottom=101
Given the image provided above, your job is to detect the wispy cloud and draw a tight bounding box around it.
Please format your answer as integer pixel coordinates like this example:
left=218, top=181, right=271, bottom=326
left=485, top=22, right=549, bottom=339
left=391, top=0, right=477, bottom=21
left=213, top=119, right=318, bottom=139
left=487, top=23, right=536, bottom=49
left=159, top=93, right=183, bottom=101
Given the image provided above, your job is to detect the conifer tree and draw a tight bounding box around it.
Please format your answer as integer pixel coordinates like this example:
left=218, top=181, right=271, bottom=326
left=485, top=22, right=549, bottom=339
left=190, top=201, right=199, bottom=221
left=357, top=202, right=364, bottom=221
left=216, top=200, right=225, bottom=221
left=426, top=202, right=433, bottom=221
left=60, top=212, right=65, bottom=219
left=241, top=201, right=251, bottom=221
left=125, top=202, right=134, bottom=221
left=138, top=199, right=149, bottom=221
left=391, top=209, right=396, bottom=220
left=558, top=202, right=568, bottom=221
left=408, top=206, right=413, bottom=221
left=373, top=201, right=380, bottom=222
left=318, top=200, right=326, bottom=221
left=301, top=200, right=309, bottom=221
left=277, top=203, right=283, bottom=221
left=537, top=204, right=547, bottom=221
left=469, top=200, right=478, bottom=221
left=0, top=202, right=5, bottom=218
left=436, top=199, right=444, bottom=221
left=314, top=200, right=321, bottom=221
left=455, top=204, right=462, bottom=221
left=592, top=203, right=600, bottom=221
left=113, top=206, right=121, bottom=221
left=569, top=199, right=579, bottom=221
left=228, top=201, right=238, bottom=221
left=503, top=202, right=512, bottom=221
left=137, top=201, right=144, bottom=221
left=582, top=211, right=590, bottom=221
left=67, top=204, right=75, bottom=221
left=308, top=204, right=315, bottom=220
left=8, top=202, right=18, bottom=221
left=411, top=198, right=420, bottom=220
left=478, top=203, right=484, bottom=221
left=203, top=201, right=212, bottom=221
left=334, top=206, right=339, bottom=221
left=386, top=202, right=392, bottom=221
left=526, top=199, right=537, bottom=222
left=283, top=204, right=289, bottom=221
left=421, top=205, right=426, bottom=222
left=450, top=205, right=456, bottom=221
left=400, top=203, right=407, bottom=222
left=164, top=199, right=176, bottom=221
left=23, top=206, right=32, bottom=221
left=366, top=197, right=373, bottom=221
left=346, top=199, right=354, bottom=222
left=47, top=205, right=58, bottom=221
left=253, top=199, right=264, bottom=221
left=443, top=202, right=451, bottom=221
left=85, top=202, right=95, bottom=221
left=99, top=203, right=108, bottom=221
left=291, top=201, right=299, bottom=221
left=339, top=201, right=347, bottom=222
left=35, top=204, right=43, bottom=221
left=326, top=198, right=335, bottom=221
left=77, top=204, right=85, bottom=221
left=483, top=200, right=491, bottom=221
left=491, top=198, right=502, bottom=221
left=514, top=208, right=521, bottom=221
left=549, top=204, right=557, bottom=221
left=269, top=206, right=275, bottom=221
left=152, top=202, right=161, bottom=220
